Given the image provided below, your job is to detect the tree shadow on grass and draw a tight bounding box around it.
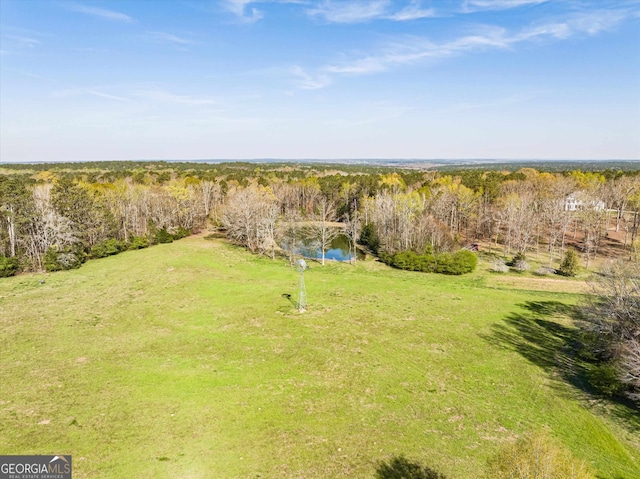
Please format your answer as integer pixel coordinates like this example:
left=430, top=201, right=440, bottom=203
left=483, top=301, right=640, bottom=429
left=374, top=456, right=449, bottom=479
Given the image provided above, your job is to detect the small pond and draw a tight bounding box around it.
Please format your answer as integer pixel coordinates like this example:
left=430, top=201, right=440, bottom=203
left=283, top=234, right=366, bottom=262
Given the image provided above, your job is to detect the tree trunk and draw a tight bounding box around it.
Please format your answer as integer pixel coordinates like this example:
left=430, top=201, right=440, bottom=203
left=7, top=213, right=16, bottom=257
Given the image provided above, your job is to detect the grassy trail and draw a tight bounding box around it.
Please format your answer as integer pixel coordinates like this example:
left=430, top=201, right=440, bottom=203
left=1, top=236, right=638, bottom=478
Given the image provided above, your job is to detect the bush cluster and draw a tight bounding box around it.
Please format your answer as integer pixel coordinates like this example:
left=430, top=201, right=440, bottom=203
left=90, top=239, right=127, bottom=259
left=153, top=227, right=174, bottom=244
left=586, top=362, right=625, bottom=397
left=128, top=235, right=149, bottom=250
left=44, top=233, right=160, bottom=272
left=491, top=260, right=509, bottom=273
left=0, top=255, right=20, bottom=277
left=44, top=246, right=84, bottom=272
left=534, top=266, right=556, bottom=276
left=152, top=226, right=191, bottom=245
left=381, top=249, right=477, bottom=275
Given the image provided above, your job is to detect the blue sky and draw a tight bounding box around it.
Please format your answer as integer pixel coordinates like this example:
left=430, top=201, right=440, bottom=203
left=1, top=0, right=639, bottom=162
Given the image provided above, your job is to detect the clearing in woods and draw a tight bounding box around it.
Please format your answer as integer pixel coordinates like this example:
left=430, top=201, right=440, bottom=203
left=0, top=235, right=638, bottom=478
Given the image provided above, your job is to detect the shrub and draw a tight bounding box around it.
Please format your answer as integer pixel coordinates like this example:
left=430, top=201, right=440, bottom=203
left=491, top=260, right=509, bottom=273
left=452, top=249, right=478, bottom=273
left=0, top=255, right=20, bottom=278
left=434, top=250, right=477, bottom=275
left=559, top=249, right=580, bottom=277
left=392, top=251, right=418, bottom=270
left=90, top=239, right=126, bottom=259
left=534, top=266, right=555, bottom=276
left=586, top=362, right=625, bottom=397
left=507, top=252, right=526, bottom=266
left=486, top=431, right=596, bottom=479
left=382, top=249, right=477, bottom=275
left=433, top=252, right=454, bottom=274
left=128, top=235, right=150, bottom=250
left=153, top=227, right=173, bottom=244
left=513, top=259, right=529, bottom=272
left=44, top=246, right=83, bottom=272
left=171, top=226, right=190, bottom=240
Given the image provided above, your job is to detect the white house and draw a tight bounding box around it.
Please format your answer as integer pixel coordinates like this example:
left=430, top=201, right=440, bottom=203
left=565, top=192, right=605, bottom=212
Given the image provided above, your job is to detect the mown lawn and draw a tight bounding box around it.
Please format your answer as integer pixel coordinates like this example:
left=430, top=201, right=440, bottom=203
left=0, top=236, right=638, bottom=478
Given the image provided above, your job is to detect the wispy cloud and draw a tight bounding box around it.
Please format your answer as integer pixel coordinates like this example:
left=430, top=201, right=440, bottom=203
left=51, top=88, right=129, bottom=101
left=324, top=8, right=635, bottom=75
left=224, top=0, right=264, bottom=23
left=388, top=1, right=436, bottom=21
left=462, top=0, right=549, bottom=12
left=86, top=90, right=129, bottom=101
left=307, top=0, right=435, bottom=23
left=325, top=27, right=510, bottom=75
left=307, top=1, right=390, bottom=23
left=133, top=89, right=220, bottom=106
left=3, top=34, right=41, bottom=47
left=223, top=0, right=305, bottom=23
left=292, top=66, right=332, bottom=89
left=145, top=31, right=195, bottom=45
left=65, top=4, right=134, bottom=23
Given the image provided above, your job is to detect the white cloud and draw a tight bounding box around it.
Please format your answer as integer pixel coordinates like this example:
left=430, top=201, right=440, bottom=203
left=3, top=34, right=41, bottom=47
left=307, top=1, right=390, bottom=23
left=292, top=66, right=332, bottom=89
left=325, top=27, right=511, bottom=75
left=86, top=90, right=129, bottom=101
left=223, top=0, right=304, bottom=23
left=145, top=32, right=195, bottom=45
left=133, top=89, right=220, bottom=106
left=224, top=0, right=264, bottom=23
left=323, top=8, right=635, bottom=76
left=65, top=4, right=134, bottom=22
left=388, top=1, right=436, bottom=21
left=462, top=0, right=549, bottom=12
left=51, top=88, right=129, bottom=101
left=307, top=0, right=435, bottom=23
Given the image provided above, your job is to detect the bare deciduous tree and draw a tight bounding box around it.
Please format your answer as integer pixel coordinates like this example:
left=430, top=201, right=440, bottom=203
left=305, top=197, right=339, bottom=265
left=581, top=260, right=640, bottom=402
left=343, top=205, right=361, bottom=264
left=222, top=184, right=279, bottom=256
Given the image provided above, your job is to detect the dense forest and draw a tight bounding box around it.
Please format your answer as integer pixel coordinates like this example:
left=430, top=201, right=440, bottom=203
left=1, top=161, right=639, bottom=277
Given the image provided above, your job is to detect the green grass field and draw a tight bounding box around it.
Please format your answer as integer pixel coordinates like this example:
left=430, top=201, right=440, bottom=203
left=1, top=236, right=638, bottom=478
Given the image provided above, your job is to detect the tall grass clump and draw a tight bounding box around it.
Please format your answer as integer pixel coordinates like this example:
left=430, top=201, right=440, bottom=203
left=486, top=431, right=595, bottom=479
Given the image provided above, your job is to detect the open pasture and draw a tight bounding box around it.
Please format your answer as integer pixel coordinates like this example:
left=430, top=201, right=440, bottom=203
left=0, top=236, right=638, bottom=478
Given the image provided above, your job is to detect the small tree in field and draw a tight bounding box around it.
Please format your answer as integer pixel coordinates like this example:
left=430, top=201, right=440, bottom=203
left=559, top=249, right=580, bottom=276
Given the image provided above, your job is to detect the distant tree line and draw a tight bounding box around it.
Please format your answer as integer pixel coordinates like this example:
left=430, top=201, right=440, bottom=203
left=1, top=162, right=640, bottom=277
